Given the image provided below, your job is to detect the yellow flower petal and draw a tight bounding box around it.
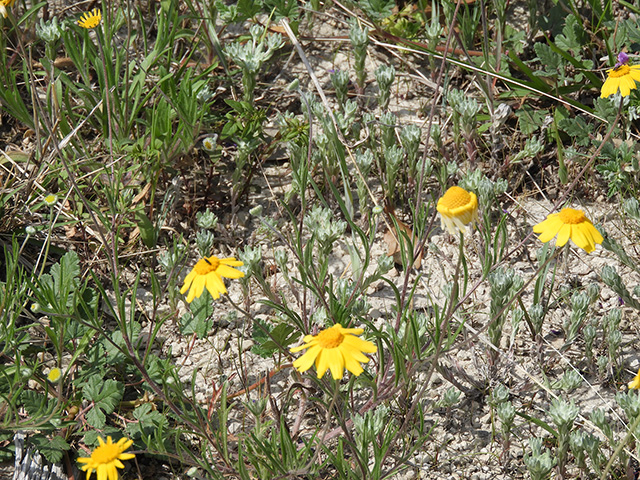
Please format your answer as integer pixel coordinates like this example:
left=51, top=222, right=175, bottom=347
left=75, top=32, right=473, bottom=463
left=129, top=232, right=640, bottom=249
left=290, top=324, right=377, bottom=380
left=180, top=255, right=244, bottom=302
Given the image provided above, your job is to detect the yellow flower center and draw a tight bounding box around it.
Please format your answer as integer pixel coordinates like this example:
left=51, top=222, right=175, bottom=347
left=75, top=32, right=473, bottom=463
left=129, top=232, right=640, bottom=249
left=317, top=326, right=345, bottom=349
left=558, top=208, right=586, bottom=224
left=439, top=186, right=472, bottom=209
left=194, top=256, right=220, bottom=274
left=91, top=443, right=120, bottom=464
left=610, top=65, right=631, bottom=78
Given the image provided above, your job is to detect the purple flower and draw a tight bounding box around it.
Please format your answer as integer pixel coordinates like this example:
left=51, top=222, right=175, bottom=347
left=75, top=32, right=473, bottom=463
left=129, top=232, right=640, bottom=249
left=615, top=52, right=630, bottom=69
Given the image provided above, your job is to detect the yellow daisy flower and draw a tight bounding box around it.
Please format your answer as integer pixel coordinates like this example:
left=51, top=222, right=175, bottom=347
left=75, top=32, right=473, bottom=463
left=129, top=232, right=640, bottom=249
left=291, top=324, right=377, bottom=380
left=601, top=52, right=640, bottom=98
left=629, top=368, right=640, bottom=389
left=180, top=255, right=244, bottom=303
left=78, top=8, right=102, bottom=29
left=77, top=436, right=135, bottom=480
left=436, top=186, right=479, bottom=235
left=532, top=207, right=603, bottom=253
left=44, top=194, right=58, bottom=206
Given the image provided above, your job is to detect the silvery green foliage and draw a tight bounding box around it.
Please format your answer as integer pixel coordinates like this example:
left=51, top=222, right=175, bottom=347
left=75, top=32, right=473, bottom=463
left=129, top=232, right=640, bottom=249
left=356, top=149, right=374, bottom=175
left=379, top=111, right=397, bottom=149
left=583, top=324, right=597, bottom=361
left=623, top=197, right=640, bottom=221
left=490, top=384, right=510, bottom=406
left=596, top=355, right=608, bottom=376
left=529, top=303, right=545, bottom=335
left=349, top=21, right=369, bottom=88
left=197, top=85, right=214, bottom=103
left=335, top=278, right=369, bottom=317
left=488, top=268, right=524, bottom=348
left=437, top=387, right=462, bottom=408
left=549, top=398, right=579, bottom=429
left=564, top=291, right=589, bottom=346
left=158, top=243, right=185, bottom=274
left=590, top=408, right=614, bottom=443
left=496, top=401, right=516, bottom=434
left=330, top=70, right=350, bottom=108
left=239, top=245, right=262, bottom=278
left=603, top=308, right=621, bottom=331
left=225, top=25, right=284, bottom=102
left=376, top=254, right=394, bottom=276
left=569, top=430, right=588, bottom=471
left=615, top=389, right=640, bottom=421
left=353, top=405, right=390, bottom=451
left=512, top=137, right=544, bottom=163
left=304, top=205, right=347, bottom=249
left=196, top=209, right=218, bottom=230
left=551, top=369, right=583, bottom=393
left=586, top=283, right=601, bottom=304
left=375, top=64, right=395, bottom=110
left=424, top=19, right=443, bottom=43
left=448, top=88, right=481, bottom=139
left=226, top=24, right=284, bottom=75
left=401, top=124, right=421, bottom=178
left=274, top=249, right=289, bottom=276
left=607, top=328, right=622, bottom=362
left=385, top=145, right=403, bottom=192
left=430, top=123, right=442, bottom=151
left=336, top=100, right=358, bottom=133
left=36, top=18, right=62, bottom=43
left=195, top=230, right=215, bottom=258
left=601, top=265, right=640, bottom=309
left=524, top=438, right=556, bottom=480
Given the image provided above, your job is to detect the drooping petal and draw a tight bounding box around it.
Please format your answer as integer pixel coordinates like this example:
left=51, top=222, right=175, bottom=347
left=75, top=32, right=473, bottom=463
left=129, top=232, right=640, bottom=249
left=292, top=344, right=322, bottom=372
left=216, top=264, right=245, bottom=279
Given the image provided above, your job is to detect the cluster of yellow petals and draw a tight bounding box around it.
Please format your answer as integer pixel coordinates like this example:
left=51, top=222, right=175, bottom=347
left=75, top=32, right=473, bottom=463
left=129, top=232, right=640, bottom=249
left=180, top=255, right=244, bottom=302
left=532, top=207, right=603, bottom=253
left=77, top=436, right=135, bottom=480
left=291, top=324, right=377, bottom=380
left=436, top=186, right=479, bottom=235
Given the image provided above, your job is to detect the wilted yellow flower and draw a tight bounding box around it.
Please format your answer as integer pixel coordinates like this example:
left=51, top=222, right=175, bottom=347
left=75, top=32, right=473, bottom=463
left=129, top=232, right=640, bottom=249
left=629, top=368, right=640, bottom=389
left=0, top=0, right=16, bottom=18
left=78, top=8, right=102, bottom=29
left=291, top=324, right=377, bottom=380
left=532, top=207, right=603, bottom=253
left=77, top=436, right=135, bottom=480
left=436, top=186, right=478, bottom=235
left=601, top=52, right=640, bottom=98
left=180, top=255, right=244, bottom=302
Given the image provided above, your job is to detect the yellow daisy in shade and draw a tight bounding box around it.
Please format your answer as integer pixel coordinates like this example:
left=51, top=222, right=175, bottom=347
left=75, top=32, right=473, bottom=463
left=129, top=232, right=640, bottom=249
left=532, top=207, right=603, bottom=253
left=629, top=368, right=640, bottom=389
left=0, top=0, right=16, bottom=18
left=601, top=52, right=640, bottom=98
left=77, top=436, right=135, bottom=480
left=78, top=8, right=102, bottom=29
left=436, top=186, right=479, bottom=235
left=291, top=324, right=377, bottom=380
left=180, top=255, right=244, bottom=303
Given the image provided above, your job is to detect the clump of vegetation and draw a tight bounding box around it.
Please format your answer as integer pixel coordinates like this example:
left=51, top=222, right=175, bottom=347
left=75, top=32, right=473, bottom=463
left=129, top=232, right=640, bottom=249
left=4, top=0, right=640, bottom=479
